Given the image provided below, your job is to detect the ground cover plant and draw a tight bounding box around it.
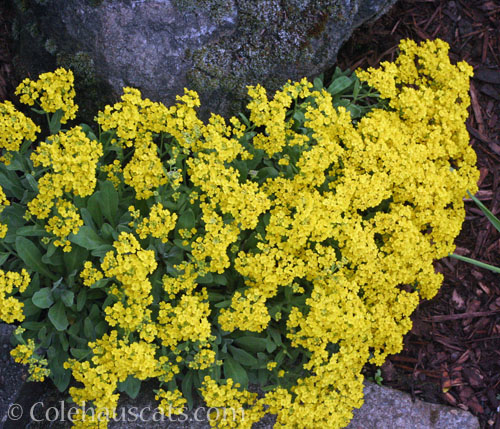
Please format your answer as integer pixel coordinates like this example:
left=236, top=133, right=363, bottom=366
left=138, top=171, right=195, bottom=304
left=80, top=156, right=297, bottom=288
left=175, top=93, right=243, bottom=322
left=0, top=39, right=478, bottom=428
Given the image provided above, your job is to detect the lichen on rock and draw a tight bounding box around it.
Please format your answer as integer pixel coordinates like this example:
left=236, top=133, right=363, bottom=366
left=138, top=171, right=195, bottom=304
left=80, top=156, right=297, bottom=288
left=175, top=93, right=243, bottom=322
left=10, top=0, right=397, bottom=120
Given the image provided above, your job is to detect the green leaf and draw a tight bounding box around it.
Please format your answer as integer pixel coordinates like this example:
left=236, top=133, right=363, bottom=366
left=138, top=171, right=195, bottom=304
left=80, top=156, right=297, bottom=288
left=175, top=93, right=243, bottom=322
left=257, top=369, right=269, bottom=386
left=70, top=347, right=91, bottom=360
left=178, top=208, right=195, bottom=230
left=265, top=338, right=277, bottom=353
left=449, top=253, right=500, bottom=274
left=90, top=244, right=114, bottom=258
left=257, top=167, right=279, bottom=181
left=76, top=289, right=87, bottom=312
left=238, top=112, right=251, bottom=127
left=59, top=332, right=69, bottom=351
left=79, top=123, right=98, bottom=141
left=196, top=272, right=213, bottom=284
left=69, top=226, right=106, bottom=250
left=48, top=301, right=69, bottom=331
left=313, top=76, right=323, bottom=89
left=224, top=356, right=248, bottom=388
left=63, top=245, right=89, bottom=276
left=61, top=290, right=74, bottom=307
left=100, top=223, right=116, bottom=241
left=469, top=192, right=500, bottom=234
left=98, top=181, right=119, bottom=226
left=0, top=168, right=24, bottom=196
left=268, top=328, right=282, bottom=346
left=80, top=208, right=96, bottom=231
left=95, top=321, right=107, bottom=338
left=51, top=367, right=71, bottom=392
left=0, top=252, right=9, bottom=266
left=38, top=326, right=48, bottom=342
left=118, top=376, right=141, bottom=399
left=16, top=225, right=48, bottom=237
left=213, top=299, right=232, bottom=308
left=173, top=238, right=191, bottom=251
left=25, top=174, right=38, bottom=192
left=233, top=336, right=268, bottom=353
left=22, top=299, right=41, bottom=317
left=15, top=236, right=58, bottom=280
left=327, top=76, right=353, bottom=95
left=352, top=76, right=361, bottom=98
left=346, top=104, right=362, bottom=119
left=49, top=109, right=64, bottom=134
left=292, top=109, right=306, bottom=125
left=181, top=370, right=195, bottom=410
left=87, top=193, right=104, bottom=227
left=22, top=321, right=45, bottom=330
left=229, top=345, right=259, bottom=367
left=84, top=317, right=96, bottom=341
left=213, top=273, right=228, bottom=286
left=32, top=287, right=54, bottom=309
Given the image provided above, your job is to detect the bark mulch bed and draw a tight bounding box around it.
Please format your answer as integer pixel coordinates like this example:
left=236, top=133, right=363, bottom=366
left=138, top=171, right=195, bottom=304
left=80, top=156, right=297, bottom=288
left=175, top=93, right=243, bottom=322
left=337, top=1, right=500, bottom=428
left=1, top=1, right=499, bottom=428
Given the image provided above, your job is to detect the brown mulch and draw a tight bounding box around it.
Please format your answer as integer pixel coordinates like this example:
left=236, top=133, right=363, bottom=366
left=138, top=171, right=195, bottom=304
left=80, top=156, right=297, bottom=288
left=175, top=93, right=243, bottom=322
left=1, top=0, right=499, bottom=428
left=337, top=1, right=500, bottom=428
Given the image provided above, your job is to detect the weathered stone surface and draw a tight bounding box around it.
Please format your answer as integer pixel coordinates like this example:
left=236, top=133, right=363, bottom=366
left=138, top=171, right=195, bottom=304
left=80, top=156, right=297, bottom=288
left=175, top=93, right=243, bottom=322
left=348, top=382, right=480, bottom=429
left=11, top=0, right=396, bottom=120
left=0, top=323, right=26, bottom=428
left=0, top=323, right=47, bottom=429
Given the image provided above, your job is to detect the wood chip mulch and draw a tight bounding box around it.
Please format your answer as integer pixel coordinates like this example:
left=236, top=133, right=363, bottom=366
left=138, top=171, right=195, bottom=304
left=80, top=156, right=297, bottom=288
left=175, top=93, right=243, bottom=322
left=1, top=1, right=499, bottom=428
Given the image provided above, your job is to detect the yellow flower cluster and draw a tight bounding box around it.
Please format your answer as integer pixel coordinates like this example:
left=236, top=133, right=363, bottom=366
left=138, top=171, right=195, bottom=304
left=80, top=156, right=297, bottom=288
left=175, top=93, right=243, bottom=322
left=10, top=338, right=50, bottom=382
left=133, top=203, right=177, bottom=243
left=80, top=261, right=104, bottom=287
left=100, top=232, right=157, bottom=332
left=15, top=68, right=78, bottom=123
left=246, top=78, right=312, bottom=157
left=218, top=291, right=270, bottom=332
left=100, top=160, right=122, bottom=189
left=188, top=346, right=217, bottom=370
left=0, top=269, right=30, bottom=323
left=96, top=87, right=170, bottom=144
left=203, top=39, right=475, bottom=428
left=155, top=388, right=187, bottom=415
left=156, top=291, right=212, bottom=348
left=162, top=262, right=198, bottom=297
left=29, top=126, right=102, bottom=222
left=201, top=377, right=265, bottom=429
left=191, top=206, right=240, bottom=274
left=64, top=330, right=166, bottom=427
left=0, top=186, right=9, bottom=238
left=0, top=38, right=476, bottom=429
left=122, top=133, right=168, bottom=199
left=0, top=100, right=40, bottom=155
left=45, top=199, right=84, bottom=251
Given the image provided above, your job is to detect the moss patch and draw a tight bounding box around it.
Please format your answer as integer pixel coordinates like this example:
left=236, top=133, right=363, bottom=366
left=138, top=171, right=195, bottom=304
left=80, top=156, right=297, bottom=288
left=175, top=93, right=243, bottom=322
left=185, top=0, right=346, bottom=115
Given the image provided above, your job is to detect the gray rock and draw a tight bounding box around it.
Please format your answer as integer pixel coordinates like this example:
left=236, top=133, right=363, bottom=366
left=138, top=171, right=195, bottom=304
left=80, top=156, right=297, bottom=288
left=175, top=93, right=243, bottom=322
left=0, top=323, right=27, bottom=428
left=348, top=382, right=480, bottom=429
left=11, top=0, right=396, bottom=120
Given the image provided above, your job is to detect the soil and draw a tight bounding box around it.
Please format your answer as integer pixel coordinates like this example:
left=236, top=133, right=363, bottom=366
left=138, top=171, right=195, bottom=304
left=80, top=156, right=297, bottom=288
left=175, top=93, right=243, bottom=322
left=1, top=1, right=500, bottom=428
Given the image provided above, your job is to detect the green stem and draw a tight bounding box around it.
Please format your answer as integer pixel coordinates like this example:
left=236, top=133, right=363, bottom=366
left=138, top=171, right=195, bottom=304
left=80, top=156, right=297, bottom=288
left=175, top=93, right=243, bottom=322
left=449, top=253, right=500, bottom=274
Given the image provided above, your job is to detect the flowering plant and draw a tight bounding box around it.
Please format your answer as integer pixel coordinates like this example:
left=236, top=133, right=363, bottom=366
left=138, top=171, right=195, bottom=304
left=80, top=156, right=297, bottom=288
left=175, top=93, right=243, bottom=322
left=0, top=39, right=478, bottom=428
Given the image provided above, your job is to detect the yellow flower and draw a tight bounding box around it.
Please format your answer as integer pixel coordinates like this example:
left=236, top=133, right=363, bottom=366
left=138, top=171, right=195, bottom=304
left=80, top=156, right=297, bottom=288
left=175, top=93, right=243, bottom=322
left=15, top=68, right=78, bottom=123
left=0, top=269, right=30, bottom=323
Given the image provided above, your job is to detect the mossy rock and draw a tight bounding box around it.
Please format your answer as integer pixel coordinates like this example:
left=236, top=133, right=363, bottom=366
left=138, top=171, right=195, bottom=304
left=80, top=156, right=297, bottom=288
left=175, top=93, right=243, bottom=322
left=9, top=0, right=396, bottom=121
